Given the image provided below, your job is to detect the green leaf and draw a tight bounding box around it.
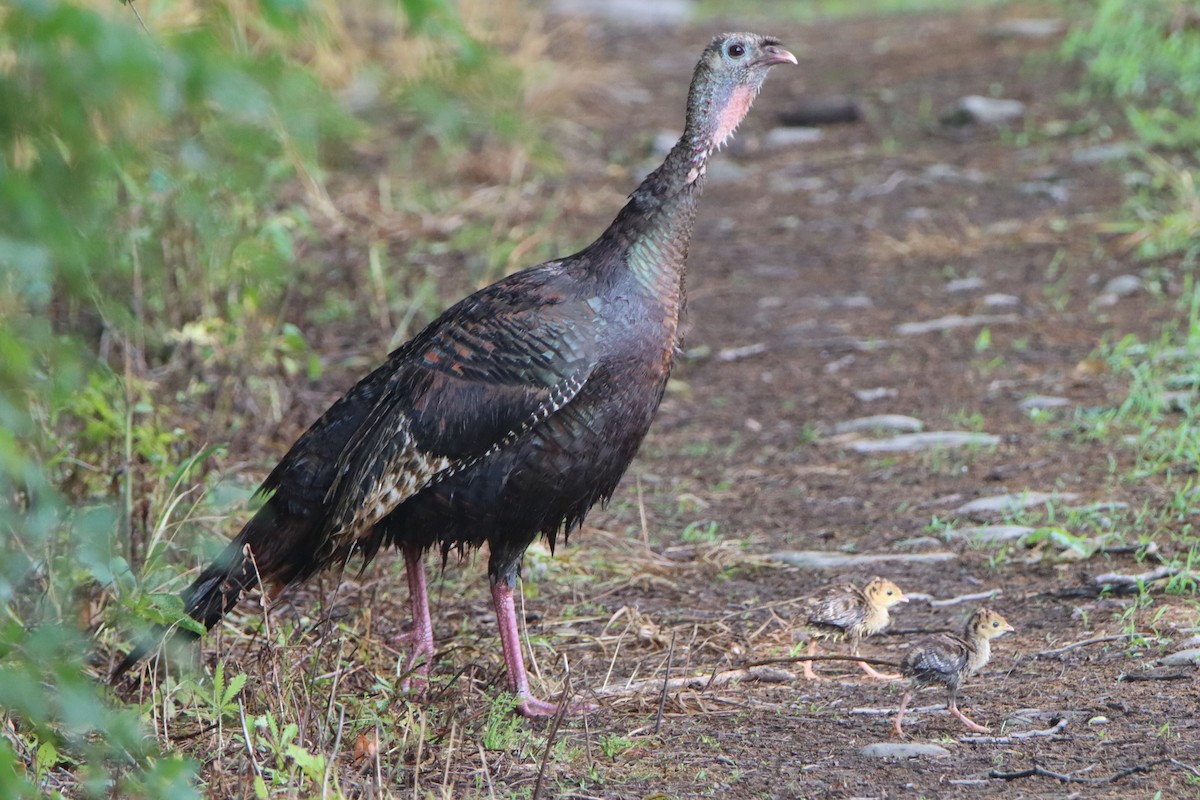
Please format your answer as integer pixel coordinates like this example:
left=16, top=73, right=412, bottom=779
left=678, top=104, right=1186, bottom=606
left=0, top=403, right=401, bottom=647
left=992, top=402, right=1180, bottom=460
left=35, top=741, right=57, bottom=782
left=221, top=672, right=248, bottom=708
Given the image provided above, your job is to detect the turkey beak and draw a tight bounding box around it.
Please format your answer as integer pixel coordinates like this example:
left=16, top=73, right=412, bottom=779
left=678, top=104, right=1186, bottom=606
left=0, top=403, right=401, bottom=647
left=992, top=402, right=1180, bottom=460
left=757, top=45, right=797, bottom=67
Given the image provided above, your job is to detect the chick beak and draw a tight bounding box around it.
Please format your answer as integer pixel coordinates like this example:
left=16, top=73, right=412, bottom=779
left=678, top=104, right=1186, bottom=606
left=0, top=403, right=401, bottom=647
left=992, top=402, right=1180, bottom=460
left=1004, top=623, right=1015, bottom=633
left=897, top=594, right=909, bottom=604
left=757, top=45, right=797, bottom=67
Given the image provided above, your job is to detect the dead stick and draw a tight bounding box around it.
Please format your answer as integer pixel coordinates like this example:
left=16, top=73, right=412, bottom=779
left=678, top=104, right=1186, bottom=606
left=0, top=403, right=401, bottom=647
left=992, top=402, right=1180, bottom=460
left=1094, top=565, right=1182, bottom=587
left=1118, top=671, right=1189, bottom=682
left=990, top=758, right=1168, bottom=784
left=1035, top=633, right=1148, bottom=657
left=930, top=589, right=1002, bottom=607
left=745, top=654, right=901, bottom=669
left=597, top=666, right=793, bottom=697
left=532, top=668, right=571, bottom=800
left=655, top=631, right=676, bottom=735
left=851, top=704, right=943, bottom=716
left=961, top=718, right=1068, bottom=743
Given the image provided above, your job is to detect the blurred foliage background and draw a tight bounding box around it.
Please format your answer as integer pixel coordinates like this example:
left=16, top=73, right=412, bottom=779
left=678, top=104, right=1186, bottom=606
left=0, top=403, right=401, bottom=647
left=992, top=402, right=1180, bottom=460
left=0, top=0, right=1196, bottom=796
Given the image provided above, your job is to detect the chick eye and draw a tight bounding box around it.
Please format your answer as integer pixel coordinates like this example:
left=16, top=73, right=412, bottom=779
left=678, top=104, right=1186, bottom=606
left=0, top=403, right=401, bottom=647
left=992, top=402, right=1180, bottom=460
left=728, top=42, right=746, bottom=58
left=886, top=590, right=893, bottom=596
left=992, top=621, right=1000, bottom=627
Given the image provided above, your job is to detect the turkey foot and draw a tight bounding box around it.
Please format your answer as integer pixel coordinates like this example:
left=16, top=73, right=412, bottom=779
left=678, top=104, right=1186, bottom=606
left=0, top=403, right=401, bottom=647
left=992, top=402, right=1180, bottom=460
left=492, top=581, right=596, bottom=718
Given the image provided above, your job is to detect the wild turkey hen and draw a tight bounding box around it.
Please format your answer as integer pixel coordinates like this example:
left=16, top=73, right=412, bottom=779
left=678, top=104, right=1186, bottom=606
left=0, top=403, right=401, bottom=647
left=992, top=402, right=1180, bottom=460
left=892, top=608, right=1014, bottom=736
left=113, top=33, right=796, bottom=717
left=802, top=576, right=907, bottom=681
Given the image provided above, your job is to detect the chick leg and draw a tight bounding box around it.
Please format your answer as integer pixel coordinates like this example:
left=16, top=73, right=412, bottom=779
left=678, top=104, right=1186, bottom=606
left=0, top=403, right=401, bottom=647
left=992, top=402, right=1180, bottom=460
left=947, top=692, right=989, bottom=733
left=802, top=639, right=823, bottom=681
left=892, top=689, right=913, bottom=737
left=851, top=640, right=902, bottom=681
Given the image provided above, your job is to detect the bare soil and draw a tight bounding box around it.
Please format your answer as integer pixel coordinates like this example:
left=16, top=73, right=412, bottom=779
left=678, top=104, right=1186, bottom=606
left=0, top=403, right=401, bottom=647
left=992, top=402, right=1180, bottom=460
left=139, top=6, right=1200, bottom=798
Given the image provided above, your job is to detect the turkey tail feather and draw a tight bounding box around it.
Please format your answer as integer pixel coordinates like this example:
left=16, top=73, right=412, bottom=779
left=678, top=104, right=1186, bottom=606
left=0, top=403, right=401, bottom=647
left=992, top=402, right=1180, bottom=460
left=110, top=500, right=318, bottom=683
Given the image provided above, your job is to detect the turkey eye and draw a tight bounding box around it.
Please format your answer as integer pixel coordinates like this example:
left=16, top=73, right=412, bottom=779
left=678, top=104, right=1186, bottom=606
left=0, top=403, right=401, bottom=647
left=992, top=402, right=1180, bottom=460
left=728, top=43, right=746, bottom=58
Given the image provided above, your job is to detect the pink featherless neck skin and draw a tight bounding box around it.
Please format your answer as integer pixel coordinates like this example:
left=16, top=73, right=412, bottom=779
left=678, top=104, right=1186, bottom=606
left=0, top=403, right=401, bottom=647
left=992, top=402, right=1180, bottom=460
left=712, top=84, right=757, bottom=147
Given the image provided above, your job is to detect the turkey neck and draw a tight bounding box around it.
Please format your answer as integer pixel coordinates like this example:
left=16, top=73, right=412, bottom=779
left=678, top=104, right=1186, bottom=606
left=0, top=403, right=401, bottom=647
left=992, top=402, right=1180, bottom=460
left=964, top=632, right=991, bottom=675
left=588, top=138, right=707, bottom=303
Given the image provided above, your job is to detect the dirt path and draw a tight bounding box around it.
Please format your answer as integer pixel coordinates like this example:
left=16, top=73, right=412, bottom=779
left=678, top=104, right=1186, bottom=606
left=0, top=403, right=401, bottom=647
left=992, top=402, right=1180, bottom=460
left=176, top=7, right=1200, bottom=798
left=488, top=8, right=1200, bottom=798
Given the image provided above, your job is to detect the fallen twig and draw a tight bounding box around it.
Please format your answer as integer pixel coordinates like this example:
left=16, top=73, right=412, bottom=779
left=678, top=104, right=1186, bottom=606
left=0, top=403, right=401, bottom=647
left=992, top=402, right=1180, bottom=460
left=654, top=632, right=677, bottom=735
left=990, top=757, right=1168, bottom=784
left=596, top=666, right=794, bottom=697
left=1118, top=670, right=1190, bottom=682
left=744, top=654, right=901, bottom=670
left=1035, top=633, right=1148, bottom=657
left=1094, top=565, right=1183, bottom=587
left=927, top=589, right=1002, bottom=607
left=1096, top=541, right=1161, bottom=560
left=960, top=718, right=1068, bottom=744
left=850, top=704, right=943, bottom=716
left=532, top=666, right=571, bottom=800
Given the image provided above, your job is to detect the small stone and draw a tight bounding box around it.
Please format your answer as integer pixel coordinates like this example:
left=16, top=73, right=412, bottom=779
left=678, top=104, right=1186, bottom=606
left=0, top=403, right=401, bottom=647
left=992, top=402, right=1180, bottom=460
left=717, top=343, right=768, bottom=362
left=859, top=742, right=951, bottom=760
left=989, top=18, right=1065, bottom=38
left=924, top=163, right=989, bottom=184
left=1019, top=395, right=1071, bottom=410
left=1103, top=274, right=1142, bottom=298
left=768, top=550, right=957, bottom=569
left=984, top=293, right=1020, bottom=308
left=1157, top=649, right=1200, bottom=667
left=832, top=415, right=925, bottom=435
left=896, top=313, right=1018, bottom=335
left=955, top=492, right=1079, bottom=515
left=895, top=536, right=942, bottom=549
left=946, top=277, right=986, bottom=292
left=854, top=387, right=899, bottom=403
left=824, top=354, right=855, bottom=374
left=1072, top=143, right=1136, bottom=164
left=762, top=127, right=824, bottom=149
left=1019, top=180, right=1071, bottom=204
left=848, top=431, right=1000, bottom=453
left=1088, top=716, right=1109, bottom=725
left=947, top=525, right=1035, bottom=543
left=944, top=96, right=1027, bottom=127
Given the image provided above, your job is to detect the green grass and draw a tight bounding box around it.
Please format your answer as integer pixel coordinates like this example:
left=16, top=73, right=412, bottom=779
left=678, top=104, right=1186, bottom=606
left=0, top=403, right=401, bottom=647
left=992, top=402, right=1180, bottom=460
left=1061, top=0, right=1200, bottom=263
left=944, top=280, right=1200, bottom=576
